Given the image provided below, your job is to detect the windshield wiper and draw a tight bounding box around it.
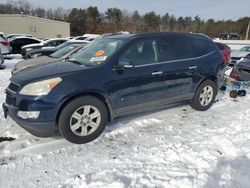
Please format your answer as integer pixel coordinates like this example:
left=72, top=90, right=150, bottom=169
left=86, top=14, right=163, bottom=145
left=68, top=59, right=83, bottom=65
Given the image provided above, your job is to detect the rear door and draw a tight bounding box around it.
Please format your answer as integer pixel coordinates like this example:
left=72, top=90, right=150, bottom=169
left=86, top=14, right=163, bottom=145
left=157, top=37, right=200, bottom=102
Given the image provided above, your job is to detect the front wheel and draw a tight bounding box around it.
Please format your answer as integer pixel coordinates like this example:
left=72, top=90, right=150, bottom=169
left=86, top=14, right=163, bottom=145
left=58, top=96, right=108, bottom=144
left=191, top=80, right=217, bottom=111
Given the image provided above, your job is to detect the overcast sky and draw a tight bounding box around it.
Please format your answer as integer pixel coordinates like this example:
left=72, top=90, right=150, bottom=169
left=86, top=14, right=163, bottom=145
left=2, top=0, right=250, bottom=20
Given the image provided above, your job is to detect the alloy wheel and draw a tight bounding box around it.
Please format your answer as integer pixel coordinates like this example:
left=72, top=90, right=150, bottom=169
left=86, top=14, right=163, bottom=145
left=199, top=86, right=214, bottom=106
left=70, top=105, right=101, bottom=136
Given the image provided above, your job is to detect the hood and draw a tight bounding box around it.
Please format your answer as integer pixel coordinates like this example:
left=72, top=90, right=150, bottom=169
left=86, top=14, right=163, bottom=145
left=12, top=56, right=56, bottom=75
left=231, top=51, right=250, bottom=58
left=11, top=61, right=85, bottom=85
left=29, top=47, right=56, bottom=55
left=41, top=46, right=56, bottom=50
left=22, top=43, right=43, bottom=49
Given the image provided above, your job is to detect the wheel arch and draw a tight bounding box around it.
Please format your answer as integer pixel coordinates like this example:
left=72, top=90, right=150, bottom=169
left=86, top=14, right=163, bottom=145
left=194, top=75, right=219, bottom=98
left=56, top=92, right=114, bottom=126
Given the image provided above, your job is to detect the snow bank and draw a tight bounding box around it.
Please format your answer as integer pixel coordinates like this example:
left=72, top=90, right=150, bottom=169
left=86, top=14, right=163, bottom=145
left=1, top=59, right=250, bottom=188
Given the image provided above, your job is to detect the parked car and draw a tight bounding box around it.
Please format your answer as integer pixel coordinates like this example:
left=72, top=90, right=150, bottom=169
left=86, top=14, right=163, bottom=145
left=230, top=46, right=250, bottom=65
left=9, top=36, right=41, bottom=54
left=21, top=38, right=68, bottom=58
left=26, top=40, right=90, bottom=58
left=74, top=34, right=100, bottom=41
left=0, top=32, right=11, bottom=54
left=219, top=33, right=240, bottom=40
left=7, top=34, right=32, bottom=41
left=3, top=32, right=225, bottom=144
left=12, top=43, right=88, bottom=75
left=230, top=57, right=250, bottom=80
left=0, top=49, right=5, bottom=69
left=214, top=41, right=231, bottom=65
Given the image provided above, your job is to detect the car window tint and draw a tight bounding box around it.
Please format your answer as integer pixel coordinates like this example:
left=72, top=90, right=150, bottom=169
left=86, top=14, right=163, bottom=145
left=27, top=38, right=40, bottom=44
left=47, top=40, right=56, bottom=46
left=15, top=39, right=25, bottom=45
left=158, top=38, right=191, bottom=61
left=121, top=40, right=158, bottom=66
left=215, top=43, right=224, bottom=50
left=187, top=38, right=214, bottom=57
left=57, top=40, right=65, bottom=45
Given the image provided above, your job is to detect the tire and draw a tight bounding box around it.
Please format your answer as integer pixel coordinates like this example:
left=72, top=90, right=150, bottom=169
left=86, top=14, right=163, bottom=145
left=58, top=96, right=108, bottom=144
left=191, top=80, right=217, bottom=111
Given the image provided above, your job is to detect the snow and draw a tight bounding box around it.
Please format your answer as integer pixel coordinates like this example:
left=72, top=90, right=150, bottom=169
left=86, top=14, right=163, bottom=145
left=1, top=59, right=250, bottom=188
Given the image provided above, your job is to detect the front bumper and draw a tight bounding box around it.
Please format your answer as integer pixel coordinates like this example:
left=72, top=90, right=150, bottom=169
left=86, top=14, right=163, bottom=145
left=2, top=103, right=57, bottom=137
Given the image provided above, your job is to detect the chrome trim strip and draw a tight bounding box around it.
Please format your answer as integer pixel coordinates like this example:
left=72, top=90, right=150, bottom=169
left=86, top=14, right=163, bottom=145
left=134, top=51, right=216, bottom=68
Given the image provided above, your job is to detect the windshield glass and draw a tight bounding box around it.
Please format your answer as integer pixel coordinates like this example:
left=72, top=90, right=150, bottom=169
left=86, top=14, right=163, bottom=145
left=240, top=46, right=250, bottom=52
left=68, top=38, right=126, bottom=66
left=50, top=44, right=78, bottom=58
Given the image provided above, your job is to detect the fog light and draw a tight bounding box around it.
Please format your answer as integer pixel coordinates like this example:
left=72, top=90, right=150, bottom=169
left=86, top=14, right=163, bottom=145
left=17, top=111, right=40, bottom=119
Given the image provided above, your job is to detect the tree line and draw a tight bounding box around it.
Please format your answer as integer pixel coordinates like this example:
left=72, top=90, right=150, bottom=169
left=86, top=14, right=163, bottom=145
left=0, top=0, right=249, bottom=39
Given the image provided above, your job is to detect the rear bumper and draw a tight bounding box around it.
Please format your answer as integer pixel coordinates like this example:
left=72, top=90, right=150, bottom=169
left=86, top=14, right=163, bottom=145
left=2, top=103, right=56, bottom=137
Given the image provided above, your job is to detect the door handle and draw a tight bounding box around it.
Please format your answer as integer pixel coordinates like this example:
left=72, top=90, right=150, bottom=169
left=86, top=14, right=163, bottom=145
left=152, top=71, right=163, bottom=75
left=189, top=66, right=197, bottom=70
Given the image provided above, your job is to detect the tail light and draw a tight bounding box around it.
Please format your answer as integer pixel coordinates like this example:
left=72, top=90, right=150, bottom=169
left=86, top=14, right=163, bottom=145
left=230, top=70, right=240, bottom=79
left=0, top=41, right=9, bottom=46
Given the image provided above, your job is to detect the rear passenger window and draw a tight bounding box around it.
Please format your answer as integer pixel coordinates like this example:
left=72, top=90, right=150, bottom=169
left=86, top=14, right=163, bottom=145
left=158, top=38, right=191, bottom=62
left=121, top=40, right=158, bottom=66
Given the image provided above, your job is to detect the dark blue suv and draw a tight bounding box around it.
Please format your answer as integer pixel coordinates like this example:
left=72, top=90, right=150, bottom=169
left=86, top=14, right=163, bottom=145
left=3, top=32, right=225, bottom=144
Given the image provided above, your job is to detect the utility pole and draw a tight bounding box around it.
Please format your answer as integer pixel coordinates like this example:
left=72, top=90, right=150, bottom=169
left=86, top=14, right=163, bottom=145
left=246, top=19, right=250, bottom=40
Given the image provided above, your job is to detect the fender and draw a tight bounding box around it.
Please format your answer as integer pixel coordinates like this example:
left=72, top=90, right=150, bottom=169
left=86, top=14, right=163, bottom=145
left=55, top=89, right=114, bottom=124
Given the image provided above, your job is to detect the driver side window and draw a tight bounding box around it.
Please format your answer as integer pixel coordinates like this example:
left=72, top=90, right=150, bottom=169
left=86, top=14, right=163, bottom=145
left=121, top=40, right=158, bottom=66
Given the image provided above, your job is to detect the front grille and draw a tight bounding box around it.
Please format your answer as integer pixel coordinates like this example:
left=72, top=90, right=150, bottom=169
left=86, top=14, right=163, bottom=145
left=240, top=68, right=250, bottom=74
left=231, top=57, right=241, bottom=60
left=8, top=82, right=20, bottom=92
left=6, top=94, right=16, bottom=106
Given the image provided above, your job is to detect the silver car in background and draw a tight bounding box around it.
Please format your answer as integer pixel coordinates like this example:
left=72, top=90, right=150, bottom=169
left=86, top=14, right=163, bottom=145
left=231, top=46, right=250, bottom=65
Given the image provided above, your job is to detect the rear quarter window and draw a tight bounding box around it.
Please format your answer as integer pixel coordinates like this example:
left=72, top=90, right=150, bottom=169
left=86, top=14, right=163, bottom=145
left=215, top=43, right=224, bottom=50
left=187, top=38, right=215, bottom=57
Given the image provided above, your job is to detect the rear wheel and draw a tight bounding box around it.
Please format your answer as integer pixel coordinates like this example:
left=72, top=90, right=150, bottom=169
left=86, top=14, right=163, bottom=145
left=58, top=96, right=108, bottom=144
left=191, top=80, right=217, bottom=111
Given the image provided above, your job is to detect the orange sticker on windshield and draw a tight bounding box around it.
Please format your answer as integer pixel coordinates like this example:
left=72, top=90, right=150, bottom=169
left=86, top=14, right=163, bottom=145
left=95, top=50, right=106, bottom=57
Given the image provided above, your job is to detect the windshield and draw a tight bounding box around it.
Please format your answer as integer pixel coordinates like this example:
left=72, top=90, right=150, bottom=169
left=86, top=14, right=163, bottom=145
left=68, top=38, right=126, bottom=66
left=50, top=44, right=78, bottom=58
left=240, top=46, right=250, bottom=52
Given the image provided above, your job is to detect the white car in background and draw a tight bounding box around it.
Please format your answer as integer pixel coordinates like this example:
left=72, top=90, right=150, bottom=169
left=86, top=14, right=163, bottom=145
left=0, top=32, right=11, bottom=54
left=231, top=46, right=250, bottom=65
left=74, top=34, right=100, bottom=41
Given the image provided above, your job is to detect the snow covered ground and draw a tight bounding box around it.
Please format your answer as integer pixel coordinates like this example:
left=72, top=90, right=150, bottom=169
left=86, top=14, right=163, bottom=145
left=1, top=58, right=250, bottom=188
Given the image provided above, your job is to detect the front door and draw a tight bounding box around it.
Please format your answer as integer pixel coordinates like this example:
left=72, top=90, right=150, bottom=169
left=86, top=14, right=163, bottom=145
left=109, top=39, right=164, bottom=116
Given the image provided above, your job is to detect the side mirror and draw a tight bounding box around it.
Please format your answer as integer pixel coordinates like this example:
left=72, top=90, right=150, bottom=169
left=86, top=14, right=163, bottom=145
left=117, top=59, right=135, bottom=69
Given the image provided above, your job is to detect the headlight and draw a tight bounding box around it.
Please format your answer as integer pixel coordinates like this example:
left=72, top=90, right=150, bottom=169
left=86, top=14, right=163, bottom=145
left=20, top=77, right=62, bottom=96
left=26, top=48, right=32, bottom=52
left=32, top=53, right=42, bottom=58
